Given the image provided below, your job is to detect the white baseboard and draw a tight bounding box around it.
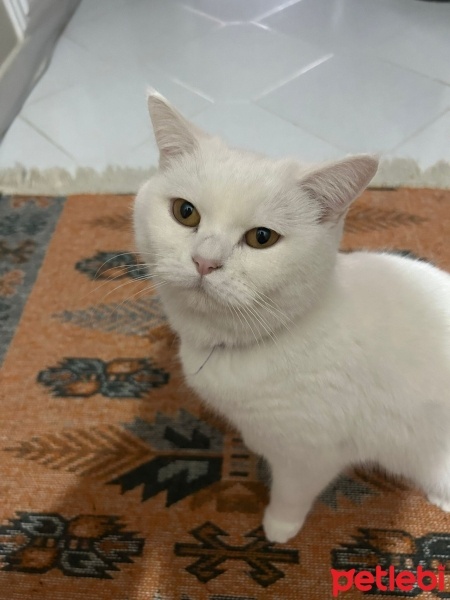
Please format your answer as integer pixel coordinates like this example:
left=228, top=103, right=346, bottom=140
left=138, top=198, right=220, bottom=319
left=1, top=158, right=450, bottom=196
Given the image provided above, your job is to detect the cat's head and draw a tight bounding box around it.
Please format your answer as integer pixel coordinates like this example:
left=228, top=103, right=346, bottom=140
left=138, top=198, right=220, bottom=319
left=134, top=91, right=378, bottom=347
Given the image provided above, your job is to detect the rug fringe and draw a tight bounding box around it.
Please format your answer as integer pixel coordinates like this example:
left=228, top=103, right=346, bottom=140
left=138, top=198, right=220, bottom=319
left=0, top=166, right=156, bottom=195
left=1, top=159, right=450, bottom=195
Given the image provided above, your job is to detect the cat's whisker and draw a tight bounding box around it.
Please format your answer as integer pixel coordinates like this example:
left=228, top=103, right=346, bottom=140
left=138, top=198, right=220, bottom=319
left=254, top=294, right=293, bottom=326
left=248, top=284, right=288, bottom=313
left=134, top=250, right=168, bottom=258
left=233, top=303, right=261, bottom=348
left=96, top=263, right=148, bottom=279
left=145, top=281, right=172, bottom=293
left=91, top=252, right=134, bottom=279
left=248, top=296, right=287, bottom=330
left=242, top=303, right=279, bottom=348
left=91, top=252, right=150, bottom=280
left=78, top=267, right=155, bottom=301
left=99, top=276, right=157, bottom=301
left=113, top=249, right=167, bottom=259
left=106, top=275, right=171, bottom=310
left=91, top=248, right=168, bottom=280
left=111, top=280, right=172, bottom=314
left=117, top=284, right=163, bottom=307
left=227, top=301, right=255, bottom=346
left=236, top=281, right=293, bottom=337
left=81, top=261, right=172, bottom=301
left=225, top=304, right=239, bottom=340
left=244, top=282, right=294, bottom=325
left=99, top=260, right=168, bottom=278
left=78, top=276, right=148, bottom=303
left=88, top=269, right=149, bottom=290
left=250, top=294, right=292, bottom=331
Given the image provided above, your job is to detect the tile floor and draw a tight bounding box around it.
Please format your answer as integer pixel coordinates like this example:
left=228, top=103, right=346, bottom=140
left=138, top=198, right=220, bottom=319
left=1, top=0, right=450, bottom=175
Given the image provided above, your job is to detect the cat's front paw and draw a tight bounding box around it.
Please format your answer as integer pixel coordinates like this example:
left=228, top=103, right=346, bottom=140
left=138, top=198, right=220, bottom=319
left=263, top=508, right=303, bottom=544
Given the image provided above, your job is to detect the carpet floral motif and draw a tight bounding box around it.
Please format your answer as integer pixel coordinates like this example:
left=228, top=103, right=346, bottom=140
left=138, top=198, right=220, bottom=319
left=0, top=512, right=144, bottom=579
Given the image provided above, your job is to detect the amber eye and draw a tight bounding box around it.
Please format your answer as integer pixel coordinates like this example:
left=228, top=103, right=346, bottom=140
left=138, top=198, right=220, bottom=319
left=172, top=198, right=201, bottom=227
left=245, top=227, right=280, bottom=249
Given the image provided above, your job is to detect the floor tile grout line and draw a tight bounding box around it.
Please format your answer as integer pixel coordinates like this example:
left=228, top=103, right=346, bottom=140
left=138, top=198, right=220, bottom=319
left=58, top=33, right=120, bottom=72
left=256, top=0, right=304, bottom=22
left=134, top=96, right=348, bottom=157
left=346, top=42, right=450, bottom=90
left=143, top=22, right=225, bottom=77
left=62, top=0, right=126, bottom=30
left=364, top=51, right=450, bottom=89
left=254, top=49, right=450, bottom=154
left=248, top=100, right=348, bottom=154
left=254, top=93, right=450, bottom=157
left=24, top=85, right=76, bottom=109
left=179, top=3, right=225, bottom=25
left=135, top=60, right=216, bottom=108
left=387, top=107, right=450, bottom=154
left=19, top=116, right=79, bottom=163
left=254, top=53, right=334, bottom=101
left=252, top=92, right=434, bottom=157
left=23, top=36, right=117, bottom=109
left=251, top=21, right=272, bottom=31
left=169, top=79, right=215, bottom=104
left=65, top=0, right=226, bottom=63
left=63, top=30, right=94, bottom=55
left=250, top=16, right=450, bottom=89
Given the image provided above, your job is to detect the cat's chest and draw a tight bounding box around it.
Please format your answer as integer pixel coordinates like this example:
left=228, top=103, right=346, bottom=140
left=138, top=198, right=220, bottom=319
left=179, top=340, right=332, bottom=454
left=180, top=342, right=283, bottom=413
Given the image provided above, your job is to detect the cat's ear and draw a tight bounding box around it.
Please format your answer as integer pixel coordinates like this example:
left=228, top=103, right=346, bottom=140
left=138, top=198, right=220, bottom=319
left=147, top=89, right=206, bottom=170
left=299, top=155, right=379, bottom=222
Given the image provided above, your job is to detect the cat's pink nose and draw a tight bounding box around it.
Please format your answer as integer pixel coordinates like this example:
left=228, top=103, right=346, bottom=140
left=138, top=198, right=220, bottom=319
left=192, top=255, right=222, bottom=276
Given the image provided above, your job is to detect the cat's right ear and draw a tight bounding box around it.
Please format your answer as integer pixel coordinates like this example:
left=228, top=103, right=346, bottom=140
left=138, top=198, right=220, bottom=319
left=299, top=155, right=379, bottom=223
left=147, top=89, right=205, bottom=170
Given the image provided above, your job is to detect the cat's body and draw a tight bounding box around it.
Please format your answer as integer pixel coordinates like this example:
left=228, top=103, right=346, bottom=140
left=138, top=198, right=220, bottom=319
left=134, top=91, right=450, bottom=543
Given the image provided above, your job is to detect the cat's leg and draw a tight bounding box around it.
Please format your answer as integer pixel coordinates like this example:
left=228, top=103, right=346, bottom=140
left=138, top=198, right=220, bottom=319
left=263, top=457, right=342, bottom=544
left=392, top=442, right=450, bottom=513
left=416, top=463, right=450, bottom=512
left=427, top=492, right=450, bottom=512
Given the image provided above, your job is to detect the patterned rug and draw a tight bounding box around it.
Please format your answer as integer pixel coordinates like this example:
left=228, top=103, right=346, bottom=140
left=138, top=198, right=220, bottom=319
left=0, top=189, right=449, bottom=600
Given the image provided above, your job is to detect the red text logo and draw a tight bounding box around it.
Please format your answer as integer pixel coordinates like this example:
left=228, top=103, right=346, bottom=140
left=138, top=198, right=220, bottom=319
left=331, top=565, right=445, bottom=597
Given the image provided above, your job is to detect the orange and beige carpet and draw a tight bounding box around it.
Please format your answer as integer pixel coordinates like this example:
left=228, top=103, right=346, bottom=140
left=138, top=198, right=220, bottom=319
left=0, top=189, right=449, bottom=599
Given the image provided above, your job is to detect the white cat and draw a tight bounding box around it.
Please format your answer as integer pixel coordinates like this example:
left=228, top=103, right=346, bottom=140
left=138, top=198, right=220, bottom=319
left=134, top=91, right=450, bottom=544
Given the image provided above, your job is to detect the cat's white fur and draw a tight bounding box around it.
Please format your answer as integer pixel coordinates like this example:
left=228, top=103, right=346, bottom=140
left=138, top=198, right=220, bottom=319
left=134, top=91, right=450, bottom=543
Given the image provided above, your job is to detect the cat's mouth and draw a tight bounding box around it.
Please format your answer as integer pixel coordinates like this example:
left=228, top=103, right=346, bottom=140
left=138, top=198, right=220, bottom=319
left=158, top=268, right=247, bottom=308
left=193, top=275, right=243, bottom=308
left=194, top=276, right=215, bottom=296
left=175, top=272, right=228, bottom=304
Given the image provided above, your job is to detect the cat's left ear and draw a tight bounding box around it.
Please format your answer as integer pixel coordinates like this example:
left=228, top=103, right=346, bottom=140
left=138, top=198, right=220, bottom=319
left=299, top=155, right=379, bottom=223
left=147, top=89, right=208, bottom=170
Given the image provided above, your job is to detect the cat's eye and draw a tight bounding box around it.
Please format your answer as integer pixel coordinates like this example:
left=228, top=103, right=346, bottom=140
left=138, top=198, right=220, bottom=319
left=245, top=227, right=280, bottom=249
left=172, top=198, right=201, bottom=227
